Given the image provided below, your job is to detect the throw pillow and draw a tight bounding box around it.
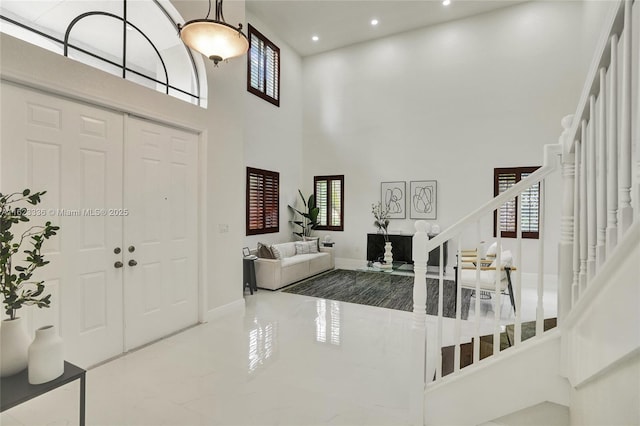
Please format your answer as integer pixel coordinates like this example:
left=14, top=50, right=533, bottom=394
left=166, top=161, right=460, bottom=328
left=486, top=241, right=498, bottom=257
left=295, top=242, right=310, bottom=255
left=257, top=242, right=276, bottom=259
left=307, top=240, right=318, bottom=253
left=270, top=245, right=282, bottom=259
left=489, top=250, right=513, bottom=268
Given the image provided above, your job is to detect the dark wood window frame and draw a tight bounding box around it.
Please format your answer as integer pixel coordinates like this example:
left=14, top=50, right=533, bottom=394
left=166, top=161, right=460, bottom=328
left=247, top=24, right=280, bottom=107
left=314, top=175, right=344, bottom=232
left=494, top=166, right=540, bottom=239
left=246, top=167, right=279, bottom=235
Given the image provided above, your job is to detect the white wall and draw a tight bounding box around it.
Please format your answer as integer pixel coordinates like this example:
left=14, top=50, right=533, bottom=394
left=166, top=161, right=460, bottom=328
left=564, top=222, right=640, bottom=424
left=0, top=0, right=246, bottom=314
left=424, top=333, right=569, bottom=426
left=243, top=12, right=304, bottom=249
left=302, top=1, right=605, bottom=274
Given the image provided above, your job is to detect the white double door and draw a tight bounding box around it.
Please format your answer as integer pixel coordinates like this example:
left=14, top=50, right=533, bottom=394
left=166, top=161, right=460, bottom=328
left=0, top=83, right=199, bottom=367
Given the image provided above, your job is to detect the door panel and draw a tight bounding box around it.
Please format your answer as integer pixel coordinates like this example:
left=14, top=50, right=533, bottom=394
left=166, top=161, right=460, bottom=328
left=124, top=117, right=198, bottom=350
left=0, top=83, right=124, bottom=367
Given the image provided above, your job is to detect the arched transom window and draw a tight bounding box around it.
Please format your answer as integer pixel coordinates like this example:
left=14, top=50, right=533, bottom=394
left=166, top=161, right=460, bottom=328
left=0, top=0, right=206, bottom=107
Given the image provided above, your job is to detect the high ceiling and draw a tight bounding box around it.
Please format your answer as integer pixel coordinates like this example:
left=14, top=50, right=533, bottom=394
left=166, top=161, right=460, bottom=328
left=246, top=0, right=529, bottom=57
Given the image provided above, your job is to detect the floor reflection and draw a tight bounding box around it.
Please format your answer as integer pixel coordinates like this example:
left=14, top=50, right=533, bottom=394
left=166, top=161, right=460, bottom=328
left=248, top=317, right=278, bottom=373
left=316, top=299, right=341, bottom=346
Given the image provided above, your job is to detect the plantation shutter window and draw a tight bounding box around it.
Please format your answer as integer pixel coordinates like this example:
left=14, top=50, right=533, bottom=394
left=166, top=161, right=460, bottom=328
left=247, top=24, right=280, bottom=107
left=494, top=167, right=540, bottom=239
left=247, top=167, right=279, bottom=235
left=314, top=175, right=344, bottom=231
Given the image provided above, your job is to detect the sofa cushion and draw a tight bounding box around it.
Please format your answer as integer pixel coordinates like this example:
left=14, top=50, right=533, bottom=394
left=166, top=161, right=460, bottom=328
left=257, top=242, right=276, bottom=259
left=309, top=252, right=331, bottom=275
left=281, top=253, right=320, bottom=267
left=271, top=242, right=296, bottom=259
left=460, top=269, right=508, bottom=291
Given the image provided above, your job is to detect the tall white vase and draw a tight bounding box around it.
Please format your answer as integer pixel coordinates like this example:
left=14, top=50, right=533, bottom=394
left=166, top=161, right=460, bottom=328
left=381, top=241, right=393, bottom=269
left=28, top=325, right=64, bottom=384
left=0, top=317, right=31, bottom=377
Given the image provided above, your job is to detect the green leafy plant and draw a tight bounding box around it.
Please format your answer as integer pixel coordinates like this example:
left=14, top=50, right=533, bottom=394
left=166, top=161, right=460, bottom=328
left=1, top=190, right=59, bottom=320
left=289, top=190, right=319, bottom=238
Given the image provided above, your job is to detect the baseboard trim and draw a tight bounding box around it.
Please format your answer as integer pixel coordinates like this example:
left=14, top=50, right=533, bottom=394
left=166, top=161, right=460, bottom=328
left=204, top=298, right=245, bottom=322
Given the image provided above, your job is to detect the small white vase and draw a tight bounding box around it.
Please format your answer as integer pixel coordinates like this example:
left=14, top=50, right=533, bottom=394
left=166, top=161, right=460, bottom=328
left=0, top=317, right=31, bottom=377
left=28, top=325, right=64, bottom=385
left=381, top=241, right=393, bottom=269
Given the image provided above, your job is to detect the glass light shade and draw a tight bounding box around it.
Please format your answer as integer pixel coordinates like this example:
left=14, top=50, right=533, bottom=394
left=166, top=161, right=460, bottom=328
left=180, top=20, right=248, bottom=63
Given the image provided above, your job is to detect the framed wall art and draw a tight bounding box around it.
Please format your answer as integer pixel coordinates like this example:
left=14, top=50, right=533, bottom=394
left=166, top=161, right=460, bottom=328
left=381, top=181, right=406, bottom=219
left=410, top=180, right=437, bottom=220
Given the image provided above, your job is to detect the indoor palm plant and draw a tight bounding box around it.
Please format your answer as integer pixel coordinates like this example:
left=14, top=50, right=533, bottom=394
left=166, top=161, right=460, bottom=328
left=1, top=189, right=59, bottom=377
left=289, top=190, right=319, bottom=238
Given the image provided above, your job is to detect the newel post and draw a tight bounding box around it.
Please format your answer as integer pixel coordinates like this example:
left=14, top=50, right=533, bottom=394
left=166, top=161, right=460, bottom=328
left=410, top=220, right=428, bottom=426
left=558, top=115, right=575, bottom=322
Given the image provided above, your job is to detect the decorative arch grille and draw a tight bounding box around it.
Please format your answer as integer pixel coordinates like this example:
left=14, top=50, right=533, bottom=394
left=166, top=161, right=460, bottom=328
left=0, top=0, right=203, bottom=107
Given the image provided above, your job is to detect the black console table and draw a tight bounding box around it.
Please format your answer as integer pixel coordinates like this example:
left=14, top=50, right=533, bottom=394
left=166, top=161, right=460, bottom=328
left=367, top=233, right=448, bottom=268
left=1, top=361, right=86, bottom=425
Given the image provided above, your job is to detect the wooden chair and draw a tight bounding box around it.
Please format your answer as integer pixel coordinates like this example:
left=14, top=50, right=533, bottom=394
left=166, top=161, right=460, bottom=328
left=454, top=248, right=517, bottom=313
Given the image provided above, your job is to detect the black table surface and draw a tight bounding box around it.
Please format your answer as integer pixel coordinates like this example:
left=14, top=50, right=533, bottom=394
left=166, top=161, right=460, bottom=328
left=1, top=361, right=86, bottom=412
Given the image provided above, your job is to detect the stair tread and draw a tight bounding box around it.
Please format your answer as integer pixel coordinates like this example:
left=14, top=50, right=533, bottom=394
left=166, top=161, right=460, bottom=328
left=483, top=401, right=569, bottom=426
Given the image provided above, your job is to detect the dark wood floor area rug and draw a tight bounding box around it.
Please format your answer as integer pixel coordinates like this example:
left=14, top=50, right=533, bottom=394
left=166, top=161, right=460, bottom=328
left=282, top=269, right=472, bottom=319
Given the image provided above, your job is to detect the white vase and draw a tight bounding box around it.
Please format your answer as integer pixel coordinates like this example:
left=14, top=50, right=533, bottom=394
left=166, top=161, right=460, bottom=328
left=0, top=317, right=31, bottom=377
left=28, top=325, right=64, bottom=384
left=381, top=241, right=393, bottom=269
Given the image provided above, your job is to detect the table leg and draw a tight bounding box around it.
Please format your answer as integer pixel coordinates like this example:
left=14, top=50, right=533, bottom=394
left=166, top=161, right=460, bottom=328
left=79, top=373, right=86, bottom=426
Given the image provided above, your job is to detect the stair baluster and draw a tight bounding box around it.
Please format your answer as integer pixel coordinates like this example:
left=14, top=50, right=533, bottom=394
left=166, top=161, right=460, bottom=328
left=606, top=35, right=619, bottom=254
left=596, top=68, right=608, bottom=269
left=587, top=95, right=597, bottom=281
left=618, top=0, right=633, bottom=236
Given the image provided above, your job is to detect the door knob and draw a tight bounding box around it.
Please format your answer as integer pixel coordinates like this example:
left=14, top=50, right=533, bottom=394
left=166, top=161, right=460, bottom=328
left=114, top=261, right=124, bottom=268
left=128, top=259, right=138, bottom=267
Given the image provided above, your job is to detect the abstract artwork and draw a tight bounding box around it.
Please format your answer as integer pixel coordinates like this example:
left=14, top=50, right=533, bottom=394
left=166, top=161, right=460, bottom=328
left=381, top=181, right=406, bottom=219
left=410, top=180, right=437, bottom=219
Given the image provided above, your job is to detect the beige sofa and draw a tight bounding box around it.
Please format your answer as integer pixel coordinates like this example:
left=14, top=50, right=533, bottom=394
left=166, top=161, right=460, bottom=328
left=253, top=242, right=334, bottom=290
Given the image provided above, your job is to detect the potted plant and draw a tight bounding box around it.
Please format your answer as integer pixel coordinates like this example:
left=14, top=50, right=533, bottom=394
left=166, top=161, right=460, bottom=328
left=289, top=190, right=319, bottom=239
left=1, top=189, right=59, bottom=377
left=372, top=202, right=390, bottom=242
left=372, top=202, right=393, bottom=268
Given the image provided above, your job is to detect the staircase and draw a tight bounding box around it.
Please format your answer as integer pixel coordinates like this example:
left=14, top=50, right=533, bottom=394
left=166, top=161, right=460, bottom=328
left=408, top=1, right=640, bottom=424
left=440, top=318, right=557, bottom=377
left=480, top=402, right=570, bottom=426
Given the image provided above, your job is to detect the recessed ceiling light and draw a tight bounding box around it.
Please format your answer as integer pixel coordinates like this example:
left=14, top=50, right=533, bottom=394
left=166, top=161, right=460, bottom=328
left=442, top=0, right=451, bottom=5
left=371, top=19, right=379, bottom=26
left=312, top=35, right=319, bottom=42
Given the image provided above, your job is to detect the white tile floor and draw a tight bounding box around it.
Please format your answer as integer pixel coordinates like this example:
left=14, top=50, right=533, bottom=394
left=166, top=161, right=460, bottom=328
left=1, top=274, right=557, bottom=426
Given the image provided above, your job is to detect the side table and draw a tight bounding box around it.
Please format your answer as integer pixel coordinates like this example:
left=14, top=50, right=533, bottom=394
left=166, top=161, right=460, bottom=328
left=1, top=361, right=86, bottom=425
left=243, top=256, right=257, bottom=294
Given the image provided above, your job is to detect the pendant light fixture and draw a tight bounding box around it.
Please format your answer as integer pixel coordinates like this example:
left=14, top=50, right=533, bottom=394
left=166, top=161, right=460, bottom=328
left=178, top=0, right=249, bottom=66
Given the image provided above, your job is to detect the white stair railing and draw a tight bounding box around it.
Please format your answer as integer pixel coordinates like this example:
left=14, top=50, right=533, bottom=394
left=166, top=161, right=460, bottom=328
left=565, top=0, right=638, bottom=306
left=410, top=141, right=562, bottom=406
left=411, top=0, right=638, bottom=422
